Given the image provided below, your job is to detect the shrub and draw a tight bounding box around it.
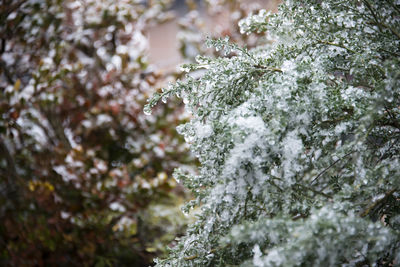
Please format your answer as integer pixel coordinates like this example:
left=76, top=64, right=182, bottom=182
left=147, top=0, right=400, bottom=266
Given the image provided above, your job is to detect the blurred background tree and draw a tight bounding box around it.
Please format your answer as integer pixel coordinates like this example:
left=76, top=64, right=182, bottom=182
left=0, top=0, right=195, bottom=266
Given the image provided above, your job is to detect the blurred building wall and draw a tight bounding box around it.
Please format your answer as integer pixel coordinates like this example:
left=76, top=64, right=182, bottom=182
left=148, top=0, right=279, bottom=72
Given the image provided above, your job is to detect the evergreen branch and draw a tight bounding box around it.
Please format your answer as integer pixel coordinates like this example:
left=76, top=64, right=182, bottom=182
left=292, top=213, right=309, bottom=221
left=311, top=151, right=355, bottom=185
left=254, top=64, right=282, bottom=73
left=269, top=179, right=284, bottom=192
left=379, top=48, right=400, bottom=58
left=362, top=0, right=383, bottom=32
left=378, top=21, right=400, bottom=40
left=360, top=188, right=397, bottom=217
left=184, top=245, right=230, bottom=261
left=384, top=0, right=400, bottom=15
left=184, top=254, right=198, bottom=261
left=319, top=114, right=352, bottom=126
left=375, top=137, right=398, bottom=166
left=296, top=184, right=332, bottom=199
left=363, top=0, right=400, bottom=40
left=316, top=40, right=356, bottom=54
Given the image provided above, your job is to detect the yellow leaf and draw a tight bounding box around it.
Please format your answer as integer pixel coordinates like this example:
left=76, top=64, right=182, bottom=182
left=28, top=181, right=35, bottom=191
left=130, top=222, right=137, bottom=235
left=44, top=182, right=55, bottom=192
left=13, top=79, right=21, bottom=91
left=145, top=247, right=157, bottom=253
left=112, top=224, right=120, bottom=232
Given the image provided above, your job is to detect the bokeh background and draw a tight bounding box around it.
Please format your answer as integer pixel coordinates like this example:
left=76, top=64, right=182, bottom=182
left=0, top=0, right=277, bottom=266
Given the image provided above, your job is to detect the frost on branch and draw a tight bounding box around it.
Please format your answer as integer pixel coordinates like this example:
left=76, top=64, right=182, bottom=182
left=148, top=0, right=400, bottom=266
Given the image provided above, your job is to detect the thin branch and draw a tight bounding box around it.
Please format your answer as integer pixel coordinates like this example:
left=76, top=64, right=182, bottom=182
left=184, top=254, right=199, bottom=261
left=375, top=138, right=398, bottom=166
left=0, top=136, right=18, bottom=183
left=292, top=213, right=308, bottom=221
left=384, top=0, right=400, bottom=15
left=244, top=189, right=249, bottom=217
left=320, top=115, right=351, bottom=126
left=0, top=38, right=5, bottom=55
left=316, top=40, right=356, bottom=54
left=363, top=0, right=400, bottom=40
left=379, top=21, right=400, bottom=40
left=296, top=184, right=332, bottom=199
left=268, top=176, right=284, bottom=192
left=2, top=0, right=27, bottom=17
left=379, top=47, right=400, bottom=58
left=184, top=246, right=226, bottom=261
left=377, top=116, right=400, bottom=130
left=0, top=59, right=15, bottom=84
left=360, top=188, right=397, bottom=217
left=35, top=118, right=57, bottom=147
left=42, top=107, right=72, bottom=150
left=362, top=0, right=383, bottom=32
left=385, top=107, right=396, bottom=121
left=311, top=151, right=355, bottom=184
left=254, top=64, right=282, bottom=73
left=0, top=135, right=20, bottom=205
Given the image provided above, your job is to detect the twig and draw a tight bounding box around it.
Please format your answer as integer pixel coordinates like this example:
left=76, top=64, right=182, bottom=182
left=292, top=213, right=308, bottom=221
left=311, top=151, right=355, bottom=184
left=0, top=39, right=5, bottom=55
left=0, top=136, right=20, bottom=205
left=384, top=0, right=400, bottom=15
left=2, top=0, right=27, bottom=18
left=296, top=184, right=332, bottom=199
left=0, top=59, right=15, bottom=84
left=184, top=246, right=224, bottom=261
left=268, top=177, right=284, bottom=192
left=380, top=21, right=400, bottom=40
left=317, top=40, right=355, bottom=54
left=375, top=138, right=397, bottom=166
left=42, top=108, right=72, bottom=150
left=360, top=188, right=397, bottom=217
left=0, top=136, right=18, bottom=183
left=254, top=64, right=282, bottom=73
left=379, top=47, right=400, bottom=58
left=363, top=0, right=383, bottom=32
left=363, top=0, right=400, bottom=40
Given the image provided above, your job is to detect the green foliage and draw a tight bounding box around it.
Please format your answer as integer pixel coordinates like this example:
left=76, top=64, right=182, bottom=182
left=147, top=0, right=400, bottom=266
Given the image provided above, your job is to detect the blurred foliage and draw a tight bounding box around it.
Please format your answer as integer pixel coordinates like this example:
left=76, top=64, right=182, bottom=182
left=0, top=0, right=194, bottom=266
